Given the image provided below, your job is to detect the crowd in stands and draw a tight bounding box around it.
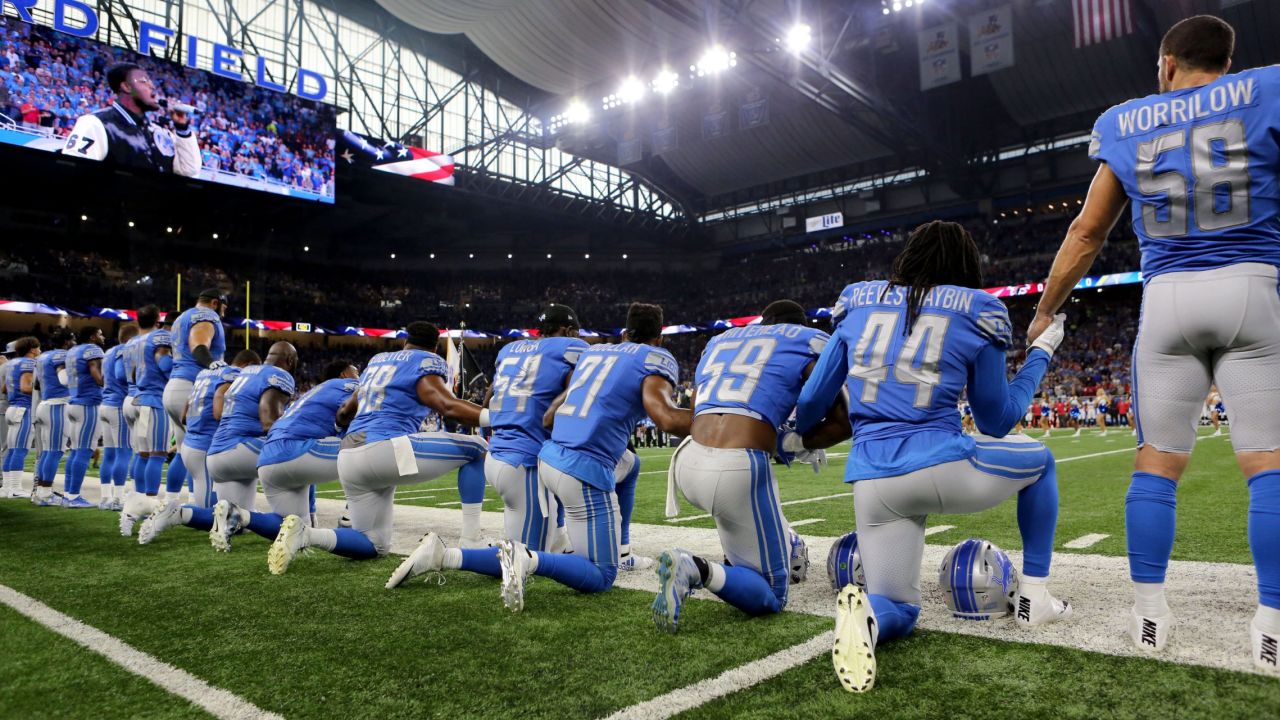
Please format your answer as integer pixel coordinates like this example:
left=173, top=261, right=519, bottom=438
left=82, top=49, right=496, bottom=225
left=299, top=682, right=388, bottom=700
left=0, top=18, right=335, bottom=195
left=0, top=212, right=1141, bottom=396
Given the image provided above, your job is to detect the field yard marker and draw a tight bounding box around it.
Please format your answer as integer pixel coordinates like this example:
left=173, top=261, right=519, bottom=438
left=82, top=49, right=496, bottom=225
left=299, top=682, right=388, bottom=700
left=603, top=632, right=833, bottom=720
left=924, top=524, right=956, bottom=536
left=668, top=492, right=851, bottom=523
left=789, top=518, right=825, bottom=527
left=0, top=584, right=284, bottom=720
left=1064, top=533, right=1109, bottom=549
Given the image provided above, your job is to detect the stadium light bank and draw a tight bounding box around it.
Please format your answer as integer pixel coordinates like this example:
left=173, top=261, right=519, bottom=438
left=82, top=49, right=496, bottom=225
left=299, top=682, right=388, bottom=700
left=5, top=0, right=329, bottom=101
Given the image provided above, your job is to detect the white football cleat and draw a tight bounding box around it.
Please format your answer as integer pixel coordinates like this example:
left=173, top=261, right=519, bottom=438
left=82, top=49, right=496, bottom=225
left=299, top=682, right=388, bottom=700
left=497, top=539, right=533, bottom=612
left=1014, top=588, right=1073, bottom=628
left=386, top=532, right=447, bottom=589
left=137, top=503, right=181, bottom=545
left=97, top=495, right=114, bottom=511
left=1129, top=608, right=1173, bottom=652
left=651, top=549, right=701, bottom=634
left=833, top=584, right=878, bottom=693
left=619, top=553, right=655, bottom=572
left=1252, top=622, right=1280, bottom=674
left=209, top=499, right=244, bottom=553
left=119, top=494, right=158, bottom=537
left=268, top=515, right=308, bottom=576
left=789, top=530, right=810, bottom=584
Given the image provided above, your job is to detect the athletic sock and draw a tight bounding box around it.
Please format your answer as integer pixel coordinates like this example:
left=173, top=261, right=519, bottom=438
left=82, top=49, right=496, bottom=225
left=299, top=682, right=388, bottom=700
left=1255, top=605, right=1280, bottom=635
left=1125, top=472, right=1178, bottom=584
left=457, top=457, right=486, bottom=540
left=179, top=506, right=215, bottom=531
left=165, top=454, right=187, bottom=494
left=309, top=527, right=378, bottom=559
left=530, top=551, right=611, bottom=593
left=1017, top=460, right=1059, bottom=577
left=1019, top=573, right=1049, bottom=601
left=713, top=565, right=784, bottom=615
left=66, top=449, right=93, bottom=496
left=460, top=503, right=483, bottom=541
left=704, top=562, right=726, bottom=592
left=615, top=456, right=639, bottom=546
left=307, top=527, right=337, bottom=551
left=144, top=456, right=166, bottom=496
left=246, top=511, right=284, bottom=540
left=458, top=548, right=501, bottom=577
left=130, top=454, right=145, bottom=493
left=1133, top=581, right=1169, bottom=616
left=1248, top=470, right=1280, bottom=611
left=867, top=595, right=920, bottom=644
left=101, top=448, right=117, bottom=487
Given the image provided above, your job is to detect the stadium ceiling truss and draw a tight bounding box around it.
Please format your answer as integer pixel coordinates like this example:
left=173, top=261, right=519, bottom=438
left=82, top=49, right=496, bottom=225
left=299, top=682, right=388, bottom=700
left=20, top=0, right=689, bottom=233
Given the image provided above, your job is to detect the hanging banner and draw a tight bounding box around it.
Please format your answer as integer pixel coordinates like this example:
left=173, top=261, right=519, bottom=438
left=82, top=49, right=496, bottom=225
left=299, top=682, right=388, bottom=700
left=918, top=23, right=961, bottom=90
left=739, top=88, right=769, bottom=130
left=969, top=5, right=1014, bottom=76
left=617, top=136, right=643, bottom=166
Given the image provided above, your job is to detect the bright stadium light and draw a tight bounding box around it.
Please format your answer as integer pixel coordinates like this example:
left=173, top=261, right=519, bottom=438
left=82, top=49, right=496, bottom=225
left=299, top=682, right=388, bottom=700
left=564, top=98, right=590, bottom=124
left=617, top=76, right=645, bottom=105
left=469, top=253, right=475, bottom=259
left=546, top=253, right=552, bottom=259
left=212, top=232, right=219, bottom=239
left=622, top=253, right=628, bottom=260
left=695, top=45, right=736, bottom=76
left=166, top=226, right=173, bottom=233
left=507, top=253, right=513, bottom=259
left=584, top=253, right=590, bottom=259
left=783, top=24, right=811, bottom=54
left=390, top=253, right=396, bottom=259
left=80, top=214, right=88, bottom=221
left=651, top=69, right=679, bottom=94
left=429, top=253, right=435, bottom=259
left=303, top=245, right=310, bottom=252
left=127, top=221, right=135, bottom=227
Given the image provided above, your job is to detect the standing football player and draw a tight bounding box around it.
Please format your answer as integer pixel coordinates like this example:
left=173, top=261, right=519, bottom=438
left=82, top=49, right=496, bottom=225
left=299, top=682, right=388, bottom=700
left=31, top=328, right=75, bottom=506
left=798, top=221, right=1072, bottom=693
left=2, top=337, right=40, bottom=498
left=651, top=299, right=847, bottom=633
left=1029, top=16, right=1280, bottom=670
left=203, top=342, right=298, bottom=551
left=119, top=307, right=172, bottom=535
left=1207, top=387, right=1225, bottom=437
left=99, top=325, right=139, bottom=510
left=162, top=289, right=228, bottom=505
left=268, top=322, right=489, bottom=575
left=62, top=326, right=106, bottom=508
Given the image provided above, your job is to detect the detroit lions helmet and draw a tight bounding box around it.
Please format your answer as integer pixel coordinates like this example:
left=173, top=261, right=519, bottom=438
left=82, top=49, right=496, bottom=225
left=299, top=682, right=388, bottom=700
left=826, top=531, right=866, bottom=591
left=938, top=538, right=1019, bottom=620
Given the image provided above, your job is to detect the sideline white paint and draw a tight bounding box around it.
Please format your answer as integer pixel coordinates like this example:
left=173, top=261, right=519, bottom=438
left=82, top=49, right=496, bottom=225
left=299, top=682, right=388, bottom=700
left=0, top=584, right=283, bottom=720
left=924, top=524, right=955, bottom=536
left=1064, top=533, right=1109, bottom=549
left=602, top=632, right=833, bottom=720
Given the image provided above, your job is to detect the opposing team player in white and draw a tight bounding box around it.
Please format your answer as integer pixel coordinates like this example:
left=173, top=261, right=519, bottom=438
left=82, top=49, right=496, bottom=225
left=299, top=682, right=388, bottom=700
left=268, top=322, right=489, bottom=574
left=1030, top=15, right=1280, bottom=672
left=651, top=299, right=847, bottom=633
left=798, top=221, right=1072, bottom=692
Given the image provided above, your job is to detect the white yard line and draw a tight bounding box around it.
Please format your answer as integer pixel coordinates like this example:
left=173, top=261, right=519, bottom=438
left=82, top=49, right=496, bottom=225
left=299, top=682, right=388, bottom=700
left=602, top=632, right=834, bottom=720
left=1064, top=533, right=1110, bottom=549
left=788, top=518, right=825, bottom=528
left=0, top=584, right=282, bottom=720
left=924, top=525, right=956, bottom=536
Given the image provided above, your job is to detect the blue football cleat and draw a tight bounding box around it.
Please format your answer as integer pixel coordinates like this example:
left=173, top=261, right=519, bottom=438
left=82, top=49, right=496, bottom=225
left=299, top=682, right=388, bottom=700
left=32, top=493, right=64, bottom=507
left=62, top=496, right=96, bottom=509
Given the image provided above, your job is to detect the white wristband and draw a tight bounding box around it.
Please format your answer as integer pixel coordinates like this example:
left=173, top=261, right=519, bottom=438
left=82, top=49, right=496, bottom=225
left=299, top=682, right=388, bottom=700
left=478, top=408, right=491, bottom=428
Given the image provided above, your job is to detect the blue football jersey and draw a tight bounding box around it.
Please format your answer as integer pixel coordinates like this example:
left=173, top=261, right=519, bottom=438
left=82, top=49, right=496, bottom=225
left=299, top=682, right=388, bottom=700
left=488, top=336, right=588, bottom=466
left=6, top=357, right=34, bottom=408
left=130, top=330, right=171, bottom=408
left=694, top=323, right=829, bottom=429
left=35, top=349, right=69, bottom=400
left=170, top=306, right=226, bottom=382
left=209, top=364, right=296, bottom=454
left=66, top=343, right=106, bottom=405
left=101, top=344, right=128, bottom=407
left=541, top=342, right=679, bottom=491
left=1090, top=65, right=1280, bottom=277
left=122, top=336, right=142, bottom=398
left=268, top=377, right=358, bottom=442
left=184, top=365, right=242, bottom=452
left=817, top=281, right=1014, bottom=480
left=348, top=350, right=451, bottom=443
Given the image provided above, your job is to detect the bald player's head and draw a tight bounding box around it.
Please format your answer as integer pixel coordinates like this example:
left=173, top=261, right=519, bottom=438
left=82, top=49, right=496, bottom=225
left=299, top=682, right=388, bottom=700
left=264, top=341, right=298, bottom=372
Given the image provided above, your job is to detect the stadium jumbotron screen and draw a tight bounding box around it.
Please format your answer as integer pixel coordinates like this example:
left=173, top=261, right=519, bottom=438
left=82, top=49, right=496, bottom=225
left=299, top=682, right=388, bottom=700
left=0, top=15, right=336, bottom=203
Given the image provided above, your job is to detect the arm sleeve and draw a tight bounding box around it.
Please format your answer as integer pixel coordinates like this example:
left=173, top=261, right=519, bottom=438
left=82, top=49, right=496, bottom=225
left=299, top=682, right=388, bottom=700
left=172, top=127, right=202, bottom=178
left=795, top=332, right=849, bottom=434
left=967, top=346, right=1051, bottom=437
left=60, top=114, right=108, bottom=161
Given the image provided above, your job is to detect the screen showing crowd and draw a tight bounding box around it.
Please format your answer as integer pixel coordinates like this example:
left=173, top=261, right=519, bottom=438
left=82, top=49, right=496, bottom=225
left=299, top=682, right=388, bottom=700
left=0, top=16, right=336, bottom=203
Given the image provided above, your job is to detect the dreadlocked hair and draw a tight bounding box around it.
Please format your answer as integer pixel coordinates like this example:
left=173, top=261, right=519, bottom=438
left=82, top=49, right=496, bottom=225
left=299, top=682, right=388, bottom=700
left=884, top=220, right=984, bottom=334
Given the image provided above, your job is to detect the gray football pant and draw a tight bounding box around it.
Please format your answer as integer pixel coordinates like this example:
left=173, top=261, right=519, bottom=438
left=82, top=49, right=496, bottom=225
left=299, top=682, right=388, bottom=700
left=206, top=441, right=262, bottom=509
left=337, top=432, right=488, bottom=555
left=259, top=440, right=341, bottom=525
left=487, top=449, right=636, bottom=550
left=1134, top=262, right=1280, bottom=453
left=162, top=378, right=192, bottom=448
left=178, top=445, right=212, bottom=507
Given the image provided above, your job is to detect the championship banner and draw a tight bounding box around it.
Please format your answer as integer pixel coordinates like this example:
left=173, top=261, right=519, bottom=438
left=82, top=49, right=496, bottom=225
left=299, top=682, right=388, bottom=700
left=918, top=23, right=961, bottom=90
left=652, top=120, right=678, bottom=155
left=969, top=6, right=1014, bottom=76
left=739, top=88, right=769, bottom=130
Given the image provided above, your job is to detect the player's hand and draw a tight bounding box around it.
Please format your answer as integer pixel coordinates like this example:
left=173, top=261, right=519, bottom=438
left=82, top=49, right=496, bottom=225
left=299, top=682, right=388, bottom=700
left=208, top=360, right=228, bottom=370
left=1029, top=313, right=1067, bottom=357
left=1026, top=312, right=1056, bottom=344
left=795, top=448, right=827, bottom=475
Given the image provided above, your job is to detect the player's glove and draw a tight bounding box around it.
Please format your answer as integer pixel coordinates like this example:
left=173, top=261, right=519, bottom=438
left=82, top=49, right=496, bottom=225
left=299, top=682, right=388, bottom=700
left=778, top=431, right=827, bottom=475
left=1029, top=313, right=1067, bottom=357
left=208, top=360, right=228, bottom=370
